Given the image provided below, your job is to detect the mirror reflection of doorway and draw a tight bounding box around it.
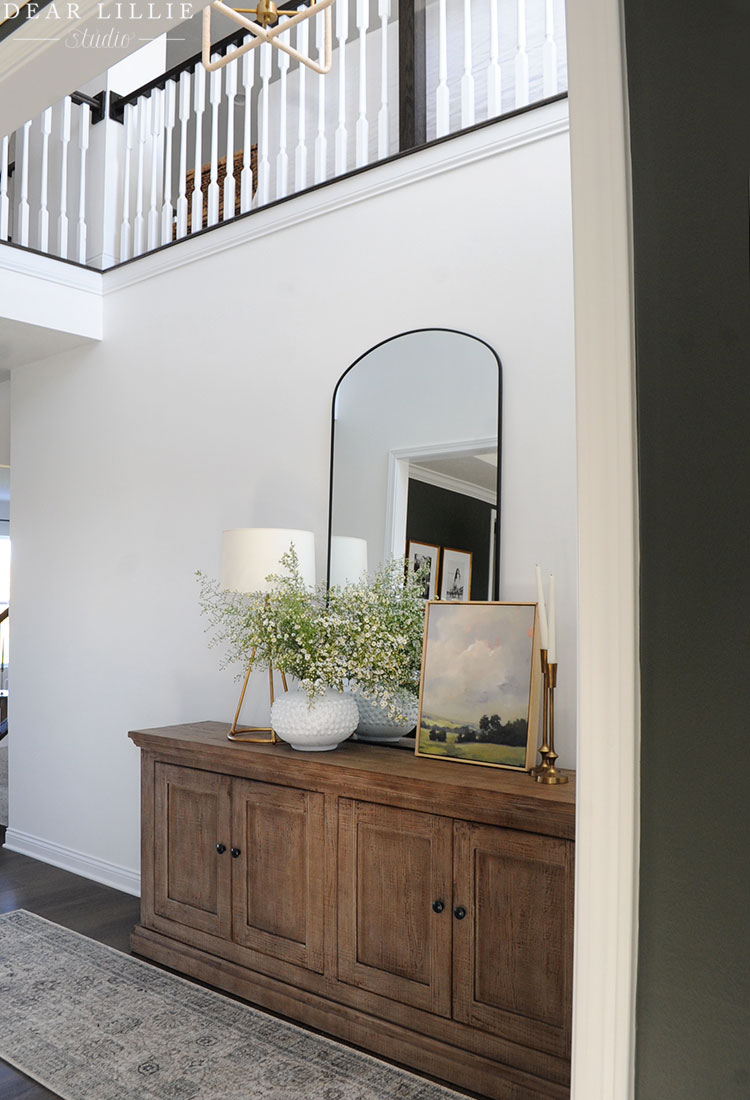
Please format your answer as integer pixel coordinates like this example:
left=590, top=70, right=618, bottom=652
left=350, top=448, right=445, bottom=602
left=328, top=330, right=501, bottom=595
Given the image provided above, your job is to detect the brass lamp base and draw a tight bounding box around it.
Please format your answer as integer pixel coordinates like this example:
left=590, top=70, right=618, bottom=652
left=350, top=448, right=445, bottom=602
left=228, top=725, right=278, bottom=744
left=227, top=657, right=286, bottom=744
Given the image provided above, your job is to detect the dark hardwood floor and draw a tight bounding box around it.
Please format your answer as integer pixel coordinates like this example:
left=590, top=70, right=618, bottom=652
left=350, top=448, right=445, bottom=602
left=0, top=824, right=142, bottom=1100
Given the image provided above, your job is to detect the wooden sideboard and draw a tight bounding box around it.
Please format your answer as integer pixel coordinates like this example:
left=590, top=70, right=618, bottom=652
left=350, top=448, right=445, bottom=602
left=129, top=722, right=575, bottom=1100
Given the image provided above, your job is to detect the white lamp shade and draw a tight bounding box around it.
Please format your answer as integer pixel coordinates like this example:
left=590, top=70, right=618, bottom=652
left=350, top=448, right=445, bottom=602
left=221, top=528, right=316, bottom=593
left=329, top=536, right=368, bottom=587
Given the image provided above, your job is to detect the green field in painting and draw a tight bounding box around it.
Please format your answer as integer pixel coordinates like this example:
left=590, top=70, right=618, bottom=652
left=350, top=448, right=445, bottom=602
left=418, top=721, right=526, bottom=768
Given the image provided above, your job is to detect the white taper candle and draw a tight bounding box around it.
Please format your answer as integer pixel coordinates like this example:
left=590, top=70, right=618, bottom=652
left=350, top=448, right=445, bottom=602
left=535, top=563, right=549, bottom=649
left=548, top=574, right=556, bottom=664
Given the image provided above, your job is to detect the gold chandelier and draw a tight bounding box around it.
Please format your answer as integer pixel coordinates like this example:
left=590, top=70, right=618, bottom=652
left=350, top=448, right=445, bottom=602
left=202, top=0, right=334, bottom=75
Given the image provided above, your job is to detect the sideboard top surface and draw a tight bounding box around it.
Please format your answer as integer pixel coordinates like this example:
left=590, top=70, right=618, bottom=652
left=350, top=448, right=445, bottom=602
left=129, top=721, right=575, bottom=838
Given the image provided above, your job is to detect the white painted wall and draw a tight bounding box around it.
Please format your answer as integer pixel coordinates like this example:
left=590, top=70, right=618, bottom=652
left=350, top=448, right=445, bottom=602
left=0, top=379, right=9, bottom=467
left=6, top=111, right=576, bottom=886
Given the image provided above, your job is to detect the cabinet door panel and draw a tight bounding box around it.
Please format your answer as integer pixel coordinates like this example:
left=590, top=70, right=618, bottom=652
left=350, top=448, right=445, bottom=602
left=453, top=821, right=573, bottom=1058
left=338, top=800, right=452, bottom=1017
left=154, top=763, right=232, bottom=937
left=232, top=779, right=325, bottom=973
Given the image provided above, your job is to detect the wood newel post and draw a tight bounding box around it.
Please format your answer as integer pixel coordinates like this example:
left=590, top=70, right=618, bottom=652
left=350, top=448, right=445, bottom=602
left=398, top=0, right=427, bottom=151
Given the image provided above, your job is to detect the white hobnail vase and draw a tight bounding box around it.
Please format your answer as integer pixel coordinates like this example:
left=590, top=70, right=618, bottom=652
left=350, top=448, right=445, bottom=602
left=271, top=688, right=359, bottom=751
left=353, top=688, right=419, bottom=744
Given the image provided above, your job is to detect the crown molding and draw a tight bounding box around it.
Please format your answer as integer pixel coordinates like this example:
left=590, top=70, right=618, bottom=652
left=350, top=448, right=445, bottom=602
left=104, top=100, right=570, bottom=295
left=0, top=242, right=102, bottom=295
left=408, top=464, right=497, bottom=506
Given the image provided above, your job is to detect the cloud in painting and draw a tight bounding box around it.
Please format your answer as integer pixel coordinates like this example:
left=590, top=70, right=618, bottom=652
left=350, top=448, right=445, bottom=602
left=421, top=604, right=535, bottom=725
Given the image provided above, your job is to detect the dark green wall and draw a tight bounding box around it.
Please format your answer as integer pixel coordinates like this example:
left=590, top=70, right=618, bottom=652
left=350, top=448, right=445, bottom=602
left=624, top=2, right=750, bottom=1096
left=405, top=479, right=495, bottom=601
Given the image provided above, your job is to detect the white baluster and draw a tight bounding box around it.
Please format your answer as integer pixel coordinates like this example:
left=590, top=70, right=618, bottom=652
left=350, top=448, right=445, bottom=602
left=257, top=43, right=271, bottom=206
left=161, top=81, right=176, bottom=245
left=16, top=120, right=31, bottom=248
left=487, top=0, right=502, bottom=117
left=58, top=96, right=71, bottom=258
left=119, top=102, right=135, bottom=262
left=355, top=0, right=369, bottom=166
left=76, top=102, right=90, bottom=263
left=276, top=18, right=290, bottom=199
left=0, top=135, right=9, bottom=241
left=191, top=62, right=206, bottom=232
left=294, top=10, right=309, bottom=192
left=147, top=88, right=163, bottom=250
left=314, top=10, right=328, bottom=183
left=514, top=0, right=529, bottom=108
left=134, top=96, right=149, bottom=255
left=377, top=0, right=390, bottom=159
left=435, top=0, right=449, bottom=138
left=543, top=0, right=558, bottom=98
left=460, top=0, right=475, bottom=128
left=207, top=59, right=221, bottom=226
left=38, top=107, right=52, bottom=252
left=223, top=55, right=237, bottom=221
left=240, top=41, right=255, bottom=213
left=334, top=0, right=348, bottom=174
left=176, top=71, right=191, bottom=238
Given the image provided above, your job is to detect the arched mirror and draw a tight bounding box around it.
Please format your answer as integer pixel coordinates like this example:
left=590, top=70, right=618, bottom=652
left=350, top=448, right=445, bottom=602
left=327, top=329, right=502, bottom=599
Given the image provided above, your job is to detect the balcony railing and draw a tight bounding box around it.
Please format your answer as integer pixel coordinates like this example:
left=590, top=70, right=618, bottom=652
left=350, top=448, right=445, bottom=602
left=0, top=0, right=567, bottom=271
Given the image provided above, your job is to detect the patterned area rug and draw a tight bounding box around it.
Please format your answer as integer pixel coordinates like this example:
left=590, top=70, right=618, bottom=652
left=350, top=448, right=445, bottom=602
left=0, top=910, right=465, bottom=1100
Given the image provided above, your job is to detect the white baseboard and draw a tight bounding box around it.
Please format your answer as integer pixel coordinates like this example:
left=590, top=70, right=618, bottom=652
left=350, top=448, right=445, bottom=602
left=3, top=828, right=141, bottom=897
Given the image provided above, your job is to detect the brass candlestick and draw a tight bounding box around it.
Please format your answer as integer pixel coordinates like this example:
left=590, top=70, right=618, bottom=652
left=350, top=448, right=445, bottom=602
left=529, top=648, right=551, bottom=778
left=537, top=661, right=568, bottom=784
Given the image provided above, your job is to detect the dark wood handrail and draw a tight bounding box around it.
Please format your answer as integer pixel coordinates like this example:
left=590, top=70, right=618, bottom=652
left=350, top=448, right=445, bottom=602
left=109, top=0, right=303, bottom=123
left=0, top=607, right=8, bottom=625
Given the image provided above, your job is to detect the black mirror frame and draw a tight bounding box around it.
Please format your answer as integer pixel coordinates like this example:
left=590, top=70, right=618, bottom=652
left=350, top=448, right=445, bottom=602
left=326, top=327, right=503, bottom=599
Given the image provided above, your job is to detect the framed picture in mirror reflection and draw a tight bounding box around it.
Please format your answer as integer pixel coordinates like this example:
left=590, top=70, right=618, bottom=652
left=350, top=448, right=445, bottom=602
left=440, top=548, right=473, bottom=601
left=407, top=541, right=440, bottom=600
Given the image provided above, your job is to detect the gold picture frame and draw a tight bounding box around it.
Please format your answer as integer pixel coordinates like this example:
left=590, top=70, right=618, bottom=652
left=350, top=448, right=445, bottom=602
left=415, top=601, right=542, bottom=771
left=439, top=547, right=473, bottom=601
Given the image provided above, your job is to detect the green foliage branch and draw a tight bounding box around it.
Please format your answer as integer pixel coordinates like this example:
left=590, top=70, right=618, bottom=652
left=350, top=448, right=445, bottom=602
left=197, top=546, right=427, bottom=720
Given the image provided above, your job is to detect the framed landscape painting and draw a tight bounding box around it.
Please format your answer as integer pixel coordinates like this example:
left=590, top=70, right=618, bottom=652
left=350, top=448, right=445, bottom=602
left=415, top=601, right=542, bottom=771
left=407, top=541, right=440, bottom=600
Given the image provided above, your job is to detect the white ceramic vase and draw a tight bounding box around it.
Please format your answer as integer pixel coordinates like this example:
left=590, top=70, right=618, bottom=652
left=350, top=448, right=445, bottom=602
left=271, top=688, right=359, bottom=751
left=354, top=689, right=419, bottom=744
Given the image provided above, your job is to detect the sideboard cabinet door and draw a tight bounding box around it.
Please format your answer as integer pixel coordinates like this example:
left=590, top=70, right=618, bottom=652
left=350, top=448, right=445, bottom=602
left=231, top=778, right=325, bottom=974
left=452, top=820, right=574, bottom=1059
left=153, top=762, right=232, bottom=938
left=337, top=799, right=453, bottom=1017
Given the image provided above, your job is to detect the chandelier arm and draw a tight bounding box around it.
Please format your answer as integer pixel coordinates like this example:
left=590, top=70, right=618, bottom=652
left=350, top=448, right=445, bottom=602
left=202, top=0, right=334, bottom=75
left=212, top=0, right=333, bottom=41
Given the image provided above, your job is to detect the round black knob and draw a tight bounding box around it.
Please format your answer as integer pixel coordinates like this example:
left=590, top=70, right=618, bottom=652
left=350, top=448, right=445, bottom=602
left=453, top=906, right=467, bottom=920
left=230, top=847, right=241, bottom=858
left=432, top=900, right=445, bottom=914
left=215, top=843, right=226, bottom=854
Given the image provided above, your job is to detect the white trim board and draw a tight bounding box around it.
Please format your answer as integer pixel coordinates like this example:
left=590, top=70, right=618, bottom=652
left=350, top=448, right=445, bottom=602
left=383, top=438, right=498, bottom=561
left=3, top=828, right=141, bottom=898
left=566, top=0, right=640, bottom=1098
